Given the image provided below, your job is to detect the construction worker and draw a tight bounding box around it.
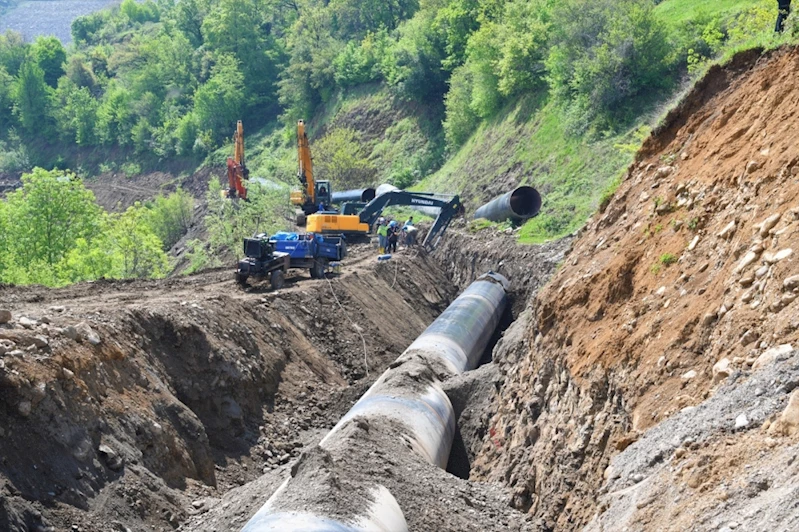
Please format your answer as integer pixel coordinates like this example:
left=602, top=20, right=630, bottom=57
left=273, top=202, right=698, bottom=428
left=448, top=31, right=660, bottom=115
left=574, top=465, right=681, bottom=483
left=387, top=221, right=399, bottom=253
left=777, top=0, right=791, bottom=32
left=377, top=219, right=388, bottom=254
left=404, top=216, right=414, bottom=228
left=404, top=225, right=418, bottom=247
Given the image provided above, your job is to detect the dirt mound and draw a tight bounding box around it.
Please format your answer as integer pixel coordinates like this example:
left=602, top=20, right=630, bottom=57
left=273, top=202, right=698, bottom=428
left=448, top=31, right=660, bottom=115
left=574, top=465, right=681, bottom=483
left=470, top=45, right=799, bottom=530
left=0, top=248, right=457, bottom=531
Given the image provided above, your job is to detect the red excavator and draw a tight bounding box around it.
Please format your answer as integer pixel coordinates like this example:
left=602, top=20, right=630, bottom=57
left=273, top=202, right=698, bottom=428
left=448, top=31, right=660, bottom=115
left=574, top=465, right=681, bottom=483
left=226, top=120, right=249, bottom=200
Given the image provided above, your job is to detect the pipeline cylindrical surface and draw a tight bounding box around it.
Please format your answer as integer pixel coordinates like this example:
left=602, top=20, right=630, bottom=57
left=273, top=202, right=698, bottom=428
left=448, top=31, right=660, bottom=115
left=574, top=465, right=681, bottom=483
left=473, top=186, right=541, bottom=222
left=332, top=188, right=376, bottom=204
left=241, top=272, right=509, bottom=532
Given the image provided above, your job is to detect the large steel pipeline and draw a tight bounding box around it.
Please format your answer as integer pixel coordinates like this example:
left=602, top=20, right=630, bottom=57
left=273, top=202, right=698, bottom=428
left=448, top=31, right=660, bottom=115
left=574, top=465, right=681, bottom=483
left=241, top=272, right=509, bottom=532
left=331, top=187, right=376, bottom=204
left=473, top=186, right=542, bottom=222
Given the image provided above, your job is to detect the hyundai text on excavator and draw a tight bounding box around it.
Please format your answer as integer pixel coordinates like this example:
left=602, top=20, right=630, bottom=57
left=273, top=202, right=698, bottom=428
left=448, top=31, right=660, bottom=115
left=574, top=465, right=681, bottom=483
left=225, top=120, right=249, bottom=200
left=307, top=190, right=464, bottom=250
left=290, top=120, right=332, bottom=225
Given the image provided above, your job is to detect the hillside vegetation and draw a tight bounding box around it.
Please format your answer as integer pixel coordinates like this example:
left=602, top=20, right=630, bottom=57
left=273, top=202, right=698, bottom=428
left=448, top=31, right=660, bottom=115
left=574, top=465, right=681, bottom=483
left=0, top=0, right=794, bottom=284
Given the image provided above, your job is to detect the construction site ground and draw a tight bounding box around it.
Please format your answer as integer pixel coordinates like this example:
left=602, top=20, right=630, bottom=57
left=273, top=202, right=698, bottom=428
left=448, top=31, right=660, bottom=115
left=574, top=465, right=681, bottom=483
left=6, top=44, right=799, bottom=532
left=0, top=230, right=568, bottom=532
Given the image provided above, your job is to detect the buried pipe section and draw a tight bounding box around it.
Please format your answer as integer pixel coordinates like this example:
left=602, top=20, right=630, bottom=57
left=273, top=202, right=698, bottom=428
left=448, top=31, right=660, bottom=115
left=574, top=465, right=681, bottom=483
left=331, top=187, right=377, bottom=204
left=473, top=186, right=542, bottom=223
left=241, top=272, right=510, bottom=532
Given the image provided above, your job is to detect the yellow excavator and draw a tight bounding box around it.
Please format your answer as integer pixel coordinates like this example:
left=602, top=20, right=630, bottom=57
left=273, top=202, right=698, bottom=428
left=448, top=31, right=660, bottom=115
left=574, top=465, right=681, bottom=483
left=290, top=119, right=332, bottom=225
left=225, top=120, right=249, bottom=200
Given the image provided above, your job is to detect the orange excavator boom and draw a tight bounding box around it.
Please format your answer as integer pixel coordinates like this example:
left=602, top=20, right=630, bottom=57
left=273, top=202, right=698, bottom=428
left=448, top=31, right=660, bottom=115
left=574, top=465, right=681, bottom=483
left=226, top=120, right=248, bottom=200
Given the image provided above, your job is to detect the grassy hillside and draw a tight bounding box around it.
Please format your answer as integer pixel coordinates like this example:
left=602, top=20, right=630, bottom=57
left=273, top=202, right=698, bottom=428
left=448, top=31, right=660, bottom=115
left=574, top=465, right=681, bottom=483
left=415, top=97, right=637, bottom=243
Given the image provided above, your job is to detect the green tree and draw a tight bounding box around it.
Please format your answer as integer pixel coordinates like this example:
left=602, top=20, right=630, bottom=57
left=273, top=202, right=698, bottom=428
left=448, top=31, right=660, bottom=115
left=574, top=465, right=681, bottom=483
left=107, top=204, right=170, bottom=278
left=12, top=61, right=53, bottom=136
left=201, top=0, right=285, bottom=114
left=61, top=205, right=171, bottom=281
left=3, top=168, right=103, bottom=275
left=175, top=0, right=207, bottom=47
left=96, top=82, right=135, bottom=145
left=192, top=54, right=245, bottom=141
left=143, top=189, right=195, bottom=249
left=0, top=31, right=28, bottom=76
left=328, top=0, right=419, bottom=37
left=443, top=65, right=478, bottom=147
left=0, top=65, right=15, bottom=129
left=120, top=0, right=160, bottom=24
left=381, top=7, right=448, bottom=102
left=462, top=23, right=501, bottom=117
left=495, top=0, right=553, bottom=97
left=278, top=5, right=342, bottom=120
left=53, top=79, right=99, bottom=145
left=71, top=12, right=107, bottom=44
left=546, top=0, right=671, bottom=129
left=31, top=36, right=66, bottom=88
left=433, top=0, right=480, bottom=70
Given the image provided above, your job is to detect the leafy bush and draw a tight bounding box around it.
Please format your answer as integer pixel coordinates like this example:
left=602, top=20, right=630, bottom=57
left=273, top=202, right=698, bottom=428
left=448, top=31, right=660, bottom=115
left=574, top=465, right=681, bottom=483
left=443, top=65, right=479, bottom=147
left=0, top=168, right=172, bottom=285
left=546, top=0, right=672, bottom=130
left=143, top=189, right=194, bottom=249
left=313, top=128, right=376, bottom=190
left=203, top=178, right=292, bottom=256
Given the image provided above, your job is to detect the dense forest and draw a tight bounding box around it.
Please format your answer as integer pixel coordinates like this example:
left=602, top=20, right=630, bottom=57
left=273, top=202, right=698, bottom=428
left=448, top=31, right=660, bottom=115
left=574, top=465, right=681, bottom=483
left=0, top=0, right=791, bottom=286
left=0, top=0, right=783, bottom=172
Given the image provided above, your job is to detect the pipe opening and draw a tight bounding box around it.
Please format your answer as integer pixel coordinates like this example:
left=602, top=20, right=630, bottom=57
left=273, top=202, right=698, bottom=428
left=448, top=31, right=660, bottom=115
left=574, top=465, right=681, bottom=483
left=361, top=188, right=376, bottom=202
left=509, top=186, right=542, bottom=218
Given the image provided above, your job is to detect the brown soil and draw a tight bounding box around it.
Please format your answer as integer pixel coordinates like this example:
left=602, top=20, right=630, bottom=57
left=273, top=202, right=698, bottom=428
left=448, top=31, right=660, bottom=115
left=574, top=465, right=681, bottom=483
left=472, top=45, right=799, bottom=530
left=0, top=246, right=459, bottom=531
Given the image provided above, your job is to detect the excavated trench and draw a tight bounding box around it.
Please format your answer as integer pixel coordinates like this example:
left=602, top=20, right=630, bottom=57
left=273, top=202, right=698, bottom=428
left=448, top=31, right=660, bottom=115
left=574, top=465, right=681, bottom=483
left=0, top=233, right=570, bottom=532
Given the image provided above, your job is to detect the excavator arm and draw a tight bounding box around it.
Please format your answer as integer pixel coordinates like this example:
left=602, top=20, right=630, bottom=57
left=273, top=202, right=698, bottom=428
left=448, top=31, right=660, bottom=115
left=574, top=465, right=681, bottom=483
left=292, top=119, right=314, bottom=205
left=226, top=120, right=248, bottom=200
left=358, top=191, right=464, bottom=250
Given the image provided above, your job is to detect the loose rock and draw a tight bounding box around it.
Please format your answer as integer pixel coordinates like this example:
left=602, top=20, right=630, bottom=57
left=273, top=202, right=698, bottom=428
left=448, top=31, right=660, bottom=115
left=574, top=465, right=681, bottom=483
left=778, top=390, right=799, bottom=436
left=783, top=275, right=799, bottom=291
left=98, top=444, right=124, bottom=471
left=0, top=309, right=11, bottom=324
left=75, top=322, right=101, bottom=345
left=681, top=370, right=697, bottom=381
left=758, top=212, right=782, bottom=237
left=752, top=344, right=794, bottom=370
left=712, top=358, right=731, bottom=383
left=734, top=414, right=749, bottom=429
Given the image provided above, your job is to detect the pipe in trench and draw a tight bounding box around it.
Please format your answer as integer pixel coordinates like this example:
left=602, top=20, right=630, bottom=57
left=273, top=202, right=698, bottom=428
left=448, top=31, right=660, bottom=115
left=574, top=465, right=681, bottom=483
left=473, top=186, right=542, bottom=223
left=331, top=188, right=377, bottom=204
left=241, top=272, right=510, bottom=532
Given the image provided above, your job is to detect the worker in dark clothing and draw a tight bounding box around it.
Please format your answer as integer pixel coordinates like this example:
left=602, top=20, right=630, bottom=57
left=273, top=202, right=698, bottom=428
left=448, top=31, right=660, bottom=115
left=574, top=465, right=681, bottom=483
left=777, top=0, right=791, bottom=32
left=387, top=221, right=399, bottom=253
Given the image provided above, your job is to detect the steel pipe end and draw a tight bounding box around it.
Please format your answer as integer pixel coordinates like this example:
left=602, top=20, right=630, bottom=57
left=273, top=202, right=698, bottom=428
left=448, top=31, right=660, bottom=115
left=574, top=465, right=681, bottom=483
left=510, top=186, right=541, bottom=218
left=361, top=188, right=376, bottom=202
left=473, top=186, right=542, bottom=222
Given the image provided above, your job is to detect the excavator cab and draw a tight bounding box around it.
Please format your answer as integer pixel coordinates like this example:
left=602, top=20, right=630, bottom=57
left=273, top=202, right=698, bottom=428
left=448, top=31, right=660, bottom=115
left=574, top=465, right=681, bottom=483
left=315, top=181, right=332, bottom=210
